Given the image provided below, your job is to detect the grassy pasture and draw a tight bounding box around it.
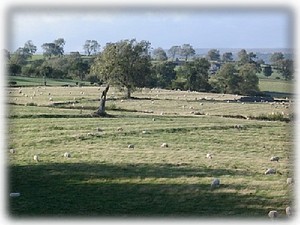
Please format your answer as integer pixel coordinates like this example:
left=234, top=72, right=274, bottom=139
left=7, top=86, right=294, bottom=218
left=259, top=79, right=294, bottom=98
left=8, top=76, right=90, bottom=87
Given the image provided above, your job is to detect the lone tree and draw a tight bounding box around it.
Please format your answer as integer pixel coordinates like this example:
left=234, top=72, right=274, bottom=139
left=90, top=39, right=152, bottom=98
left=168, top=45, right=181, bottom=61
left=180, top=44, right=195, bottom=61
left=152, top=47, right=168, bottom=61
left=83, top=40, right=101, bottom=56
left=207, top=49, right=221, bottom=61
left=41, top=38, right=65, bottom=58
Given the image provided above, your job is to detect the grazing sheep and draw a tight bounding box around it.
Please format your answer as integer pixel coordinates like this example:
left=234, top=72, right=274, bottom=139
left=117, top=127, right=123, bottom=131
left=268, top=210, right=278, bottom=219
left=142, top=130, right=149, bottom=134
left=161, top=143, right=168, bottom=148
left=286, top=178, right=294, bottom=185
left=96, top=127, right=103, bottom=132
left=270, top=156, right=280, bottom=162
left=33, top=155, right=39, bottom=162
left=128, top=144, right=134, bottom=149
left=9, top=148, right=16, bottom=154
left=64, top=152, right=71, bottom=158
left=152, top=118, right=156, bottom=121
left=265, top=168, right=276, bottom=175
left=49, top=97, right=53, bottom=101
left=233, top=124, right=244, bottom=130
left=206, top=153, right=212, bottom=159
left=286, top=206, right=292, bottom=217
left=211, top=178, right=220, bottom=189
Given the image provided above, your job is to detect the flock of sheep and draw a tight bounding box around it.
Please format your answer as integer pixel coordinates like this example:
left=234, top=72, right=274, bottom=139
left=9, top=87, right=294, bottom=218
left=206, top=151, right=294, bottom=219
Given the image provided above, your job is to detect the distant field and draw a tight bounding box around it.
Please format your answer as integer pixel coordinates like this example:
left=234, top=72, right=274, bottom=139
left=7, top=86, right=294, bottom=218
left=8, top=76, right=90, bottom=87
left=259, top=79, right=293, bottom=97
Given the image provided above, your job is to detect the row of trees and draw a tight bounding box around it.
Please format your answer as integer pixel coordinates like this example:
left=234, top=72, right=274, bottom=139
left=6, top=38, right=294, bottom=98
left=90, top=39, right=264, bottom=97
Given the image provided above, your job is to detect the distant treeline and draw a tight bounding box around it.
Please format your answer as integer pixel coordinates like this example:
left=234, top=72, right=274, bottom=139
left=4, top=38, right=294, bottom=97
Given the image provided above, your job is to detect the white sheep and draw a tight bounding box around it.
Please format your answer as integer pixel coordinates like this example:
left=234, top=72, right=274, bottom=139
left=161, top=143, right=168, bottom=148
left=142, top=130, right=149, bottom=134
left=117, top=127, right=123, bottom=131
left=128, top=144, right=134, bottom=149
left=270, top=156, right=280, bottom=162
left=265, top=168, right=276, bottom=175
left=206, top=153, right=212, bottom=159
left=64, top=152, right=71, bottom=158
left=286, top=178, right=294, bottom=185
left=286, top=206, right=292, bottom=217
left=211, top=178, right=220, bottom=189
left=9, top=148, right=16, bottom=154
left=33, top=155, right=39, bottom=162
left=268, top=210, right=278, bottom=219
left=49, top=97, right=53, bottom=101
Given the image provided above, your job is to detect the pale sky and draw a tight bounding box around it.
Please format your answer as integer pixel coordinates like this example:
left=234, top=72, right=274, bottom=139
left=7, top=8, right=292, bottom=53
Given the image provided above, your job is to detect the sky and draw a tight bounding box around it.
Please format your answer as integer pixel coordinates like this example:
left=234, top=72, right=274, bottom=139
left=7, top=8, right=293, bottom=53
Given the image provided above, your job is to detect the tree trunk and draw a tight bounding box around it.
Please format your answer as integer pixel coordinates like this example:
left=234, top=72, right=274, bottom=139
left=126, top=87, right=131, bottom=99
left=92, top=84, right=110, bottom=117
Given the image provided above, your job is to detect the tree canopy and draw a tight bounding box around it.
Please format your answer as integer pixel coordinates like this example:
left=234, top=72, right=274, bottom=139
left=90, top=39, right=152, bottom=98
left=152, top=47, right=168, bottom=61
left=83, top=40, right=101, bottom=56
left=180, top=44, right=195, bottom=61
left=207, top=49, right=221, bottom=61
left=41, top=38, right=65, bottom=58
left=176, top=58, right=211, bottom=91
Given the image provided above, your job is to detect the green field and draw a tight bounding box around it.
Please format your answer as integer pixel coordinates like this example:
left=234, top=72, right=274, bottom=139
left=8, top=76, right=90, bottom=87
left=7, top=86, right=294, bottom=218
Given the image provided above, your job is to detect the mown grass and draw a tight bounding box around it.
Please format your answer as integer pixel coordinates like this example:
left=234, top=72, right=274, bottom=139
left=6, top=86, right=294, bottom=219
left=8, top=76, right=91, bottom=87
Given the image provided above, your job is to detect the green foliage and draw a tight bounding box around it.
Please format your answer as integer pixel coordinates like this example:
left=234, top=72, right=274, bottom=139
left=213, top=63, right=240, bottom=94
left=270, top=52, right=284, bottom=66
left=277, top=59, right=294, bottom=81
left=168, top=46, right=181, bottom=61
left=83, top=40, right=100, bottom=56
left=222, top=52, right=233, bottom=62
left=262, top=65, right=273, bottom=78
left=152, top=47, right=168, bottom=61
left=176, top=58, right=211, bottom=91
left=213, top=63, right=259, bottom=95
left=207, top=49, right=221, bottom=61
left=90, top=39, right=152, bottom=98
left=238, top=63, right=260, bottom=95
left=180, top=44, right=196, bottom=61
left=151, top=61, right=176, bottom=89
left=41, top=38, right=65, bottom=58
left=269, top=53, right=293, bottom=80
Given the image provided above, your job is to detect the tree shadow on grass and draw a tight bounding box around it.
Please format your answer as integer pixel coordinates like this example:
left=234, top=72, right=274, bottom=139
left=8, top=163, right=291, bottom=218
